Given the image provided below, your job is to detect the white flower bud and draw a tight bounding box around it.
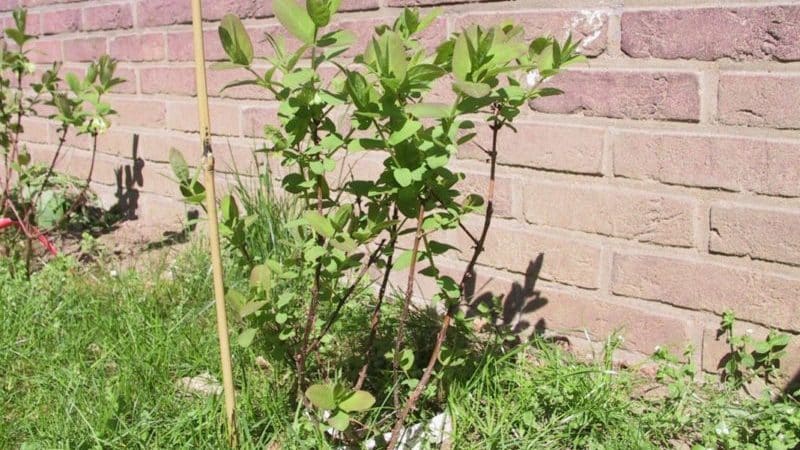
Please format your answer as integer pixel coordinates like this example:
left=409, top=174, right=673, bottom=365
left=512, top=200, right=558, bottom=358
left=88, top=117, right=109, bottom=135
left=525, top=69, right=542, bottom=88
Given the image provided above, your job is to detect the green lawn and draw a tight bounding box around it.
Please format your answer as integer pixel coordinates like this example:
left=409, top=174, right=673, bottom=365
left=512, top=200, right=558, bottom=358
left=2, top=245, right=798, bottom=449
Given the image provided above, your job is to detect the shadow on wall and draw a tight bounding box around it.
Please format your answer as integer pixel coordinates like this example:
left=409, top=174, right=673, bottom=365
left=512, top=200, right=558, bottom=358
left=785, top=369, right=800, bottom=396
left=465, top=255, right=549, bottom=341
left=110, top=134, right=143, bottom=221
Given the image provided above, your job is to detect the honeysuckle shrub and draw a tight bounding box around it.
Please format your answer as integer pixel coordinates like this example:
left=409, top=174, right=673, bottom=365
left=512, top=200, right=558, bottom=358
left=173, top=1, right=581, bottom=446
left=0, top=8, right=123, bottom=274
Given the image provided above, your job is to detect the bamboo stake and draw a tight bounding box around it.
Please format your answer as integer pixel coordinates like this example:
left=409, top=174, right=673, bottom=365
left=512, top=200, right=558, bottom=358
left=189, top=0, right=237, bottom=445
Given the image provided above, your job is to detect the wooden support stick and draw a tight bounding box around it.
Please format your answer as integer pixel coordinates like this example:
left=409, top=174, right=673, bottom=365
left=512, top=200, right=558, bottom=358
left=189, top=0, right=237, bottom=445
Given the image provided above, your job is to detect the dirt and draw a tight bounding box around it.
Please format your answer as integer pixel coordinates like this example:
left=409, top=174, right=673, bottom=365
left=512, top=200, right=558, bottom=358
left=53, top=218, right=192, bottom=272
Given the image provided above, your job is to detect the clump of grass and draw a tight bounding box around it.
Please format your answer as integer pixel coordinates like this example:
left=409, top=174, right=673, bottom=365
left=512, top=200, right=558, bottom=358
left=0, top=244, right=297, bottom=448
left=2, top=251, right=798, bottom=449
left=447, top=338, right=800, bottom=450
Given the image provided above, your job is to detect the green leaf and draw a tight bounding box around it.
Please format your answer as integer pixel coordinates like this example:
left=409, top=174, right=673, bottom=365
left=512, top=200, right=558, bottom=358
left=400, top=348, right=414, bottom=372
left=65, top=73, right=82, bottom=94
left=752, top=341, right=771, bottom=354
left=425, top=152, right=448, bottom=169
left=406, top=103, right=451, bottom=119
left=305, top=384, right=336, bottom=410
left=453, top=80, right=491, bottom=98
left=327, top=410, right=350, bottom=431
left=407, top=64, right=446, bottom=83
left=393, top=168, right=413, bottom=187
left=304, top=211, right=335, bottom=238
left=397, top=186, right=420, bottom=218
left=388, top=120, right=421, bottom=146
left=168, top=148, right=190, bottom=182
left=452, top=33, right=471, bottom=81
left=218, top=14, right=253, bottom=66
left=394, top=247, right=422, bottom=270
left=306, top=0, right=331, bottom=28
left=226, top=289, right=247, bottom=310
left=338, top=390, right=375, bottom=412
left=385, top=31, right=408, bottom=80
left=249, top=264, right=272, bottom=290
left=348, top=138, right=384, bottom=151
left=282, top=68, right=315, bottom=88
left=220, top=195, right=239, bottom=222
left=331, top=204, right=352, bottom=230
left=237, top=328, right=257, bottom=347
left=274, top=0, right=316, bottom=45
left=239, top=301, right=267, bottom=319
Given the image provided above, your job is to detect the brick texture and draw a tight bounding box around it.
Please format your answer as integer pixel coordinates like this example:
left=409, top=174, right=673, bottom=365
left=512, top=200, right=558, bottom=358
left=622, top=5, right=800, bottom=62
left=6, top=0, right=799, bottom=381
left=718, top=72, right=800, bottom=129
left=523, top=181, right=695, bottom=247
left=612, top=253, right=800, bottom=330
left=612, top=130, right=800, bottom=197
left=530, top=69, right=701, bottom=122
left=709, top=203, right=800, bottom=267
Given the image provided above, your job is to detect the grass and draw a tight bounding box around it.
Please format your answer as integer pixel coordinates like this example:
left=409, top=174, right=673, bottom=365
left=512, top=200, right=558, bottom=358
left=0, top=248, right=294, bottom=449
left=2, top=174, right=799, bottom=449
left=3, top=248, right=798, bottom=449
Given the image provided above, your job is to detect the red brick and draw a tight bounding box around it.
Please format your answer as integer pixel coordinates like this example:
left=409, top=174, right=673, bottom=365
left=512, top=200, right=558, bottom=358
left=167, top=29, right=226, bottom=61
left=135, top=0, right=191, bottom=28
left=21, top=0, right=81, bottom=6
left=337, top=0, right=379, bottom=12
left=38, top=8, right=80, bottom=35
left=20, top=117, right=51, bottom=144
left=612, top=130, right=800, bottom=198
left=611, top=253, right=800, bottom=330
left=710, top=203, right=800, bottom=267
left=202, top=0, right=272, bottom=21
left=62, top=37, right=107, bottom=62
left=622, top=6, right=800, bottom=62
left=466, top=267, right=692, bottom=353
left=27, top=39, right=62, bottom=63
left=136, top=161, right=182, bottom=196
left=83, top=3, right=133, bottom=31
left=524, top=181, right=695, bottom=247
left=718, top=72, right=800, bottom=130
left=456, top=168, right=513, bottom=218
left=460, top=121, right=604, bottom=175
left=531, top=69, right=701, bottom=122
left=140, top=67, right=196, bottom=96
left=110, top=33, right=165, bottom=62
left=96, top=127, right=135, bottom=156
left=137, top=131, right=200, bottom=163
left=207, top=69, right=270, bottom=100
left=335, top=16, right=446, bottom=57
left=138, top=192, right=188, bottom=223
left=110, top=97, right=166, bottom=128
left=456, top=218, right=601, bottom=289
left=166, top=100, right=240, bottom=136
left=213, top=142, right=262, bottom=175
left=540, top=288, right=694, bottom=355
left=64, top=149, right=119, bottom=186
left=241, top=104, right=279, bottom=137
left=0, top=0, right=19, bottom=12
left=454, top=9, right=609, bottom=57
left=111, top=67, right=137, bottom=94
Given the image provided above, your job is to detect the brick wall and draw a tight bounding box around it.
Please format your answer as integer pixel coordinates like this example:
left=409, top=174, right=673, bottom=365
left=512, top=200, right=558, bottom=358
left=3, top=0, right=799, bottom=380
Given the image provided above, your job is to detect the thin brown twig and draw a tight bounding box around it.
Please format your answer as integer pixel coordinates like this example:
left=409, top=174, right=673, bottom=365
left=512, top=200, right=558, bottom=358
left=391, top=203, right=426, bottom=409
left=387, top=111, right=503, bottom=450
left=307, top=239, right=387, bottom=353
left=355, top=207, right=399, bottom=390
